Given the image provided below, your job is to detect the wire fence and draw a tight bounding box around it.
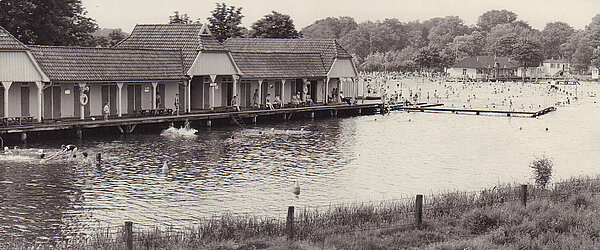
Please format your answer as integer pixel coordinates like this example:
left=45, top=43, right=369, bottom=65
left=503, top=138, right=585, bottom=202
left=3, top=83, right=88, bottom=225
left=18, top=176, right=600, bottom=249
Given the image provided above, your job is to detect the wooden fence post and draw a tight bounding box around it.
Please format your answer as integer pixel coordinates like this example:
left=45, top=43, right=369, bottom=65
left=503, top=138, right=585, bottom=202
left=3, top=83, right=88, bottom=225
left=286, top=206, right=295, bottom=240
left=124, top=221, right=133, bottom=250
left=415, top=194, right=423, bottom=227
left=521, top=184, right=528, bottom=207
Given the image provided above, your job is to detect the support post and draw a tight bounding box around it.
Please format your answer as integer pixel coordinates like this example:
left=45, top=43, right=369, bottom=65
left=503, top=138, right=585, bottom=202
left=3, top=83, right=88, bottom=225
left=117, top=83, right=123, bottom=117
left=252, top=116, right=257, bottom=125
left=124, top=221, right=133, bottom=250
left=186, top=79, right=191, bottom=113
left=521, top=184, right=528, bottom=207
left=2, top=82, right=11, bottom=118
left=338, top=78, right=343, bottom=103
left=78, top=83, right=87, bottom=120
left=302, top=78, right=308, bottom=102
left=281, top=79, right=287, bottom=103
left=286, top=206, right=295, bottom=241
left=232, top=75, right=238, bottom=101
left=35, top=81, right=43, bottom=122
left=76, top=127, right=83, bottom=139
left=310, top=112, right=314, bottom=120
left=96, top=153, right=102, bottom=168
left=415, top=194, right=423, bottom=227
left=257, top=79, right=263, bottom=106
left=20, top=132, right=27, bottom=144
left=206, top=120, right=212, bottom=127
left=325, top=77, right=329, bottom=104
left=152, top=82, right=158, bottom=110
left=209, top=74, right=217, bottom=110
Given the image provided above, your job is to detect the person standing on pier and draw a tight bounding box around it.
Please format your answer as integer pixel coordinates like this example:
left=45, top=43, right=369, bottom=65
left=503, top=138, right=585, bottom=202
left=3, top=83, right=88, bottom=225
left=252, top=89, right=259, bottom=108
left=232, top=95, right=240, bottom=111
left=103, top=102, right=110, bottom=121
left=174, top=93, right=180, bottom=115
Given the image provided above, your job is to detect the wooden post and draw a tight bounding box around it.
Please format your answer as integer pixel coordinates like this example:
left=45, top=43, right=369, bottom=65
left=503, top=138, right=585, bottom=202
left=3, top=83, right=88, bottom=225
left=415, top=194, right=423, bottom=227
left=96, top=153, right=102, bottom=168
left=310, top=112, right=314, bottom=120
left=206, top=120, right=212, bottom=127
left=76, top=127, right=83, bottom=139
left=117, top=83, right=124, bottom=117
left=252, top=116, right=257, bottom=125
left=521, top=184, right=528, bottom=207
left=286, top=206, right=294, bottom=240
left=124, top=221, right=133, bottom=250
left=36, top=81, right=44, bottom=122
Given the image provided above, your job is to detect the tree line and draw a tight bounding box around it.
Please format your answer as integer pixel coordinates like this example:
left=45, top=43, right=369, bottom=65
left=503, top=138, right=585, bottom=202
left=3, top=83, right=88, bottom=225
left=2, top=1, right=600, bottom=73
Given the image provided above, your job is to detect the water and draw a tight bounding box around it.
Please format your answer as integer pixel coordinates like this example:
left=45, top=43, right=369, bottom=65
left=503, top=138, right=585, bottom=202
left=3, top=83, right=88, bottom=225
left=1, top=81, right=600, bottom=243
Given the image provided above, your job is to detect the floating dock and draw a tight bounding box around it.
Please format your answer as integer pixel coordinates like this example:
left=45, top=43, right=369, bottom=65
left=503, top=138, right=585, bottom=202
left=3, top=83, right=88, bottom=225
left=389, top=104, right=556, bottom=117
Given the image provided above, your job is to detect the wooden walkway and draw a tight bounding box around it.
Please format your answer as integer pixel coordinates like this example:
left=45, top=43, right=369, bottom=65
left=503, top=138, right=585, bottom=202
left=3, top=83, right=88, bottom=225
left=0, top=103, right=381, bottom=134
left=389, top=104, right=556, bottom=117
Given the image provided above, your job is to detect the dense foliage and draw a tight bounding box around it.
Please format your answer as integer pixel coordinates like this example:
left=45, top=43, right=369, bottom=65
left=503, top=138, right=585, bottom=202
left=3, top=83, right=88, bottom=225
left=0, top=0, right=98, bottom=46
left=249, top=11, right=300, bottom=38
left=301, top=10, right=600, bottom=72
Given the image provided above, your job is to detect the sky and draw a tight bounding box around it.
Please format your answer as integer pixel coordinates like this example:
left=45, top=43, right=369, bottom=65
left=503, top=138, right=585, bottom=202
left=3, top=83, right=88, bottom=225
left=81, top=0, right=600, bottom=33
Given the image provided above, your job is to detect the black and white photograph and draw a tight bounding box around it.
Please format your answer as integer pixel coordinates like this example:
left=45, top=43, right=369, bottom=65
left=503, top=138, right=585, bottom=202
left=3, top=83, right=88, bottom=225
left=1, top=0, right=600, bottom=248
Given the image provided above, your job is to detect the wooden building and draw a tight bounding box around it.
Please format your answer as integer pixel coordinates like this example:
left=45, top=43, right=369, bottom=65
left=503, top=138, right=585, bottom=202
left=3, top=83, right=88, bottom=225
left=1, top=24, right=359, bottom=122
left=447, top=56, right=518, bottom=81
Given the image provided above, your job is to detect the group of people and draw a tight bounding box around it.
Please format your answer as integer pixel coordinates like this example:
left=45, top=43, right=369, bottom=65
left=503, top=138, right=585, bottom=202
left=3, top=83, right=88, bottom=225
left=39, top=144, right=95, bottom=167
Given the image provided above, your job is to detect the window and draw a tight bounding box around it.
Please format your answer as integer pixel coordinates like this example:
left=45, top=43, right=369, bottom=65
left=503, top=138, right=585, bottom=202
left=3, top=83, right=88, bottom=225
left=462, top=69, right=467, bottom=75
left=550, top=63, right=555, bottom=68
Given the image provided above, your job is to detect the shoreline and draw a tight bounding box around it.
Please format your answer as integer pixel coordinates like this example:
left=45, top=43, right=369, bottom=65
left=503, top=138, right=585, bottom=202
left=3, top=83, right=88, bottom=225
left=5, top=175, right=600, bottom=249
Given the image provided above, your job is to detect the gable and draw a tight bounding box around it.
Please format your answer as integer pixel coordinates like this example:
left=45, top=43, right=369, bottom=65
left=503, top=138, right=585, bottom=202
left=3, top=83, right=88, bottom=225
left=328, top=58, right=357, bottom=78
left=0, top=51, right=47, bottom=82
left=187, top=51, right=241, bottom=76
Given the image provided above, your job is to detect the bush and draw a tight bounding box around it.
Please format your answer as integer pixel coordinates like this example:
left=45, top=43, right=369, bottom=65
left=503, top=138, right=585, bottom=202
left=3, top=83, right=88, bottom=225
left=530, top=156, right=553, bottom=188
left=461, top=209, right=502, bottom=234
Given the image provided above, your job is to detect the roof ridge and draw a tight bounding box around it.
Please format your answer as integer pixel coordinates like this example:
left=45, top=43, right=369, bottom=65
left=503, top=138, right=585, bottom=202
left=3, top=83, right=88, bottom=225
left=28, top=44, right=181, bottom=52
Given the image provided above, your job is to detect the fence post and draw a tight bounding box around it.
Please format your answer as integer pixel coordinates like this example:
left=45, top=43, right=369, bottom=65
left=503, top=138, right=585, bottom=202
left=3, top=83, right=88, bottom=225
left=124, top=221, right=133, bottom=250
left=521, top=184, right=528, bottom=207
left=415, top=194, right=423, bottom=227
left=286, top=206, right=295, bottom=240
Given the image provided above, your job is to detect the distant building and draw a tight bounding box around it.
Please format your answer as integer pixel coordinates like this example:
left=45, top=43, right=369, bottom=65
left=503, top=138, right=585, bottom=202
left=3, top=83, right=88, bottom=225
left=542, top=59, right=570, bottom=78
left=591, top=66, right=599, bottom=80
left=446, top=56, right=518, bottom=81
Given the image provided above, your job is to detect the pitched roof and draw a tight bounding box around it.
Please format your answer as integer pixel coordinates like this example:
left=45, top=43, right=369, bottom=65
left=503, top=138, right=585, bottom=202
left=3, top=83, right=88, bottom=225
left=0, top=25, right=28, bottom=50
left=230, top=52, right=327, bottom=79
left=28, top=45, right=185, bottom=82
left=115, top=24, right=227, bottom=70
left=452, top=56, right=519, bottom=69
left=544, top=59, right=568, bottom=63
left=223, top=38, right=352, bottom=71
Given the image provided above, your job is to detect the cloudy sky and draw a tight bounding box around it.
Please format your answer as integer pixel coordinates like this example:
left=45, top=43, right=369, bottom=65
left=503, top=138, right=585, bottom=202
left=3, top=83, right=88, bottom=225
left=81, top=0, right=600, bottom=32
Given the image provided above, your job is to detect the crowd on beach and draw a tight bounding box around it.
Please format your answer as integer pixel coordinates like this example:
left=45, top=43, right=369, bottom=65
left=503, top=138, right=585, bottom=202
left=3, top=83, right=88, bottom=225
left=358, top=71, right=586, bottom=111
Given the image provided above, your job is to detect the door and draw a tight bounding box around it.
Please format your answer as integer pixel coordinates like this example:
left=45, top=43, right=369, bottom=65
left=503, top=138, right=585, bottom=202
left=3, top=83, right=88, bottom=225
left=224, top=82, right=232, bottom=106
left=102, top=85, right=118, bottom=115
left=158, top=84, right=165, bottom=109
left=261, top=80, right=268, bottom=104
left=52, top=86, right=61, bottom=118
left=0, top=86, right=4, bottom=117
left=178, top=83, right=186, bottom=112
left=21, top=85, right=29, bottom=116
left=127, top=85, right=135, bottom=114
left=310, top=80, right=317, bottom=103
left=44, top=87, right=52, bottom=119
left=275, top=81, right=281, bottom=100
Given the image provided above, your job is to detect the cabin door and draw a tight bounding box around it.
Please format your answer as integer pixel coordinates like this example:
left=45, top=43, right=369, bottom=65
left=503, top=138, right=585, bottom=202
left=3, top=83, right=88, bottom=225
left=178, top=83, right=186, bottom=112
left=43, top=86, right=61, bottom=119
left=0, top=86, right=4, bottom=117
left=310, top=80, right=317, bottom=103
left=101, top=85, right=118, bottom=115
left=21, top=84, right=29, bottom=116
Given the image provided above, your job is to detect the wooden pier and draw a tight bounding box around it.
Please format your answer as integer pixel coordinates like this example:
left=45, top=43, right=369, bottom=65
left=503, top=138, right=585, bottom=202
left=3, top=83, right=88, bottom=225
left=0, top=103, right=382, bottom=136
left=389, top=104, right=556, bottom=118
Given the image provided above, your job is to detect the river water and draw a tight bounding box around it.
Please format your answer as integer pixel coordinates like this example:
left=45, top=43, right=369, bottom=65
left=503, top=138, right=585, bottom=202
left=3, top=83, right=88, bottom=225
left=1, top=80, right=599, bottom=243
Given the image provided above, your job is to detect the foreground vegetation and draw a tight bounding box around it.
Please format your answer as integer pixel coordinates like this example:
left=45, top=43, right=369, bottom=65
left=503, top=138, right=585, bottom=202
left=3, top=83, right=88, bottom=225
left=5, top=175, right=600, bottom=249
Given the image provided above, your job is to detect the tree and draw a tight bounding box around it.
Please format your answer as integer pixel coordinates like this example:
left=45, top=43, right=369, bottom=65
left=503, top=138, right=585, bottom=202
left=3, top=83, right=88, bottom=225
left=448, top=31, right=486, bottom=60
left=541, top=22, right=574, bottom=59
left=560, top=31, right=594, bottom=71
left=485, top=22, right=537, bottom=56
left=108, top=29, right=127, bottom=46
left=591, top=47, right=600, bottom=71
left=585, top=14, right=600, bottom=48
left=427, top=16, right=470, bottom=48
left=301, top=16, right=357, bottom=39
left=413, top=46, right=446, bottom=71
left=512, top=39, right=543, bottom=79
left=0, top=0, right=98, bottom=46
left=477, top=9, right=518, bottom=32
left=338, top=22, right=375, bottom=61
left=169, top=11, right=192, bottom=24
left=249, top=11, right=300, bottom=38
left=207, top=3, right=244, bottom=42
left=530, top=156, right=553, bottom=188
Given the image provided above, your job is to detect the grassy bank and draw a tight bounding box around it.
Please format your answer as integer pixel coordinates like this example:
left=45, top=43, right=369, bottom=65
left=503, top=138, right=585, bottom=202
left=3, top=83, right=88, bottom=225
left=7, top=176, right=600, bottom=249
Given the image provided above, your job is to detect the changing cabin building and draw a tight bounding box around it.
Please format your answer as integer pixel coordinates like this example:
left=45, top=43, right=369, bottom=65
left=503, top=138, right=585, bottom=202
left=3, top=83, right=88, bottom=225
left=0, top=24, right=359, bottom=123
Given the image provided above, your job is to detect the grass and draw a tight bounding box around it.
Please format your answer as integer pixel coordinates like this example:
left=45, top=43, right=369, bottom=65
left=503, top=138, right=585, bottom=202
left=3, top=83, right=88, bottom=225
left=6, top=175, right=600, bottom=249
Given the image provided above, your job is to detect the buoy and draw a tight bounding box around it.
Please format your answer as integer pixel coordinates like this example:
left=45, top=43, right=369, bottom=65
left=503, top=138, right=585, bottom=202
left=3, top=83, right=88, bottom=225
left=293, top=181, right=300, bottom=196
left=546, top=128, right=549, bottom=131
left=162, top=161, right=169, bottom=174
